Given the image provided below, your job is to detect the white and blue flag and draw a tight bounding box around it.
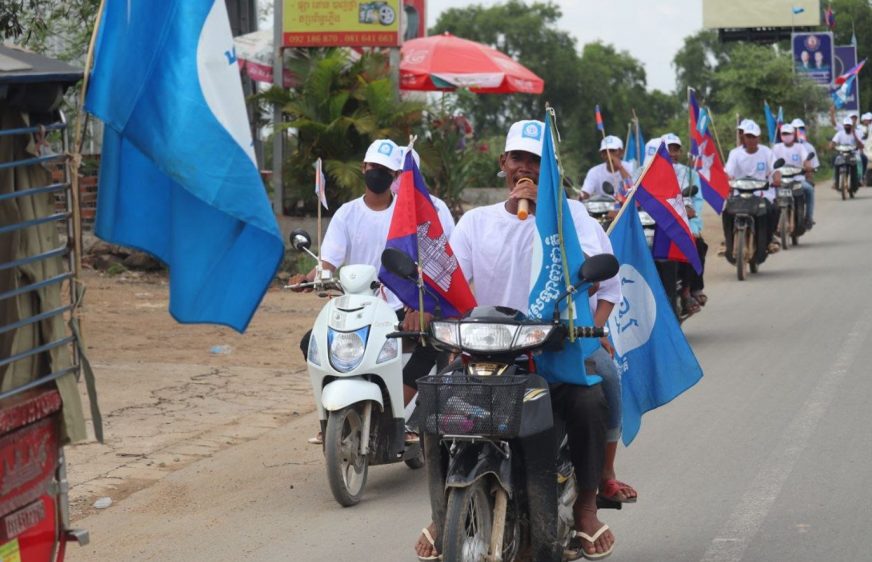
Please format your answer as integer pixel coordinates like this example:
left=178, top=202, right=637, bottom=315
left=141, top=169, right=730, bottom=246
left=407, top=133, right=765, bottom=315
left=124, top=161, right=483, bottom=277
left=528, top=113, right=600, bottom=386
left=85, top=0, right=284, bottom=332
left=607, top=206, right=703, bottom=445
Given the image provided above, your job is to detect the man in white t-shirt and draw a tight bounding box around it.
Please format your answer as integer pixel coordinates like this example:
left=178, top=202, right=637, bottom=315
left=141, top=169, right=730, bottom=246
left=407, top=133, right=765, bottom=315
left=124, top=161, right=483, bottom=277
left=415, top=120, right=623, bottom=562
left=580, top=135, right=634, bottom=200
left=772, top=124, right=816, bottom=228
left=830, top=116, right=865, bottom=190
left=724, top=120, right=782, bottom=261
left=791, top=118, right=820, bottom=168
left=291, top=139, right=455, bottom=442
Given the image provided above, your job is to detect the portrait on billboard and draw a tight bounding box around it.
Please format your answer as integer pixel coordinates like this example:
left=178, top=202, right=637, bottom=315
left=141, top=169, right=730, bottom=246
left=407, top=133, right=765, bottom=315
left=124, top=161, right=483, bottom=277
left=792, top=32, right=834, bottom=86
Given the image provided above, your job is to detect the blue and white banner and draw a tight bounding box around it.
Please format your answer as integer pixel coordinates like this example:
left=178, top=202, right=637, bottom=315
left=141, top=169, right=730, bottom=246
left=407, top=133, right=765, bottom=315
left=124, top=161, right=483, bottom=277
left=85, top=0, right=284, bottom=332
left=607, top=206, right=703, bottom=445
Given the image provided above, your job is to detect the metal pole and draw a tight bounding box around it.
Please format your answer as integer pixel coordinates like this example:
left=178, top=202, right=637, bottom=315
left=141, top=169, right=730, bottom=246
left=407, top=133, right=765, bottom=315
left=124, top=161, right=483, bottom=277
left=272, top=0, right=284, bottom=215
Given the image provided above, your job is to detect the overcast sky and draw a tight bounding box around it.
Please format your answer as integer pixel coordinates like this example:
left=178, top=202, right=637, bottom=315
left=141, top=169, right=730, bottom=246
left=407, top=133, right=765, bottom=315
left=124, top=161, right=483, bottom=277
left=427, top=0, right=703, bottom=93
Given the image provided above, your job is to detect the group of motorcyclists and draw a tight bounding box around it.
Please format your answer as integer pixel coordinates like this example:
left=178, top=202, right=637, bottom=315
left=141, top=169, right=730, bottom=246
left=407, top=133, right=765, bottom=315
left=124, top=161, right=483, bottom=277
left=288, top=106, right=865, bottom=561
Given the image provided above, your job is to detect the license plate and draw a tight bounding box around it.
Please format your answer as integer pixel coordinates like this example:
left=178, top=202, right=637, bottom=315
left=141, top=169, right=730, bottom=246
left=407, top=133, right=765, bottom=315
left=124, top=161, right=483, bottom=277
left=778, top=188, right=792, bottom=197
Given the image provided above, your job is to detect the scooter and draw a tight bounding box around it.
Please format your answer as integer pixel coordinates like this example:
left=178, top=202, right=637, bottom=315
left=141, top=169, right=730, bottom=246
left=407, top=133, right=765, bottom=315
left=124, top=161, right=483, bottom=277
left=382, top=248, right=622, bottom=562
left=833, top=144, right=859, bottom=200
left=287, top=230, right=423, bottom=507
left=724, top=176, right=773, bottom=281
left=773, top=152, right=815, bottom=249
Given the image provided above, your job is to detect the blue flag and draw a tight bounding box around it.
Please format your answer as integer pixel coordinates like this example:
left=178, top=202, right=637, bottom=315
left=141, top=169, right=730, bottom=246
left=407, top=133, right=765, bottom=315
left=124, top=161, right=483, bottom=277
left=85, top=0, right=284, bottom=332
left=763, top=101, right=777, bottom=144
left=623, top=122, right=647, bottom=168
left=529, top=114, right=600, bottom=385
left=607, top=207, right=703, bottom=445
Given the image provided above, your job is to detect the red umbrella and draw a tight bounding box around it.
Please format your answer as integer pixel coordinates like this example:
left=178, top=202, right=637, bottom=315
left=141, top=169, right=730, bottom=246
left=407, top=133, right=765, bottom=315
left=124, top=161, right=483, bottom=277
left=400, top=32, right=544, bottom=94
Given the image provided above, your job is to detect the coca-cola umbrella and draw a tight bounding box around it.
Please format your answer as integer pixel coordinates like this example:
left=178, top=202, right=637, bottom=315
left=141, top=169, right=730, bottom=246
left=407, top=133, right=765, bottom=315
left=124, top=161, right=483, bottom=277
left=400, top=32, right=544, bottom=94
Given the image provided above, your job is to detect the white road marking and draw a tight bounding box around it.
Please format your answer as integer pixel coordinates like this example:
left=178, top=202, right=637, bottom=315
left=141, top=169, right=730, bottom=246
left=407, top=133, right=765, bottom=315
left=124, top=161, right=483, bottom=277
left=699, top=312, right=872, bottom=562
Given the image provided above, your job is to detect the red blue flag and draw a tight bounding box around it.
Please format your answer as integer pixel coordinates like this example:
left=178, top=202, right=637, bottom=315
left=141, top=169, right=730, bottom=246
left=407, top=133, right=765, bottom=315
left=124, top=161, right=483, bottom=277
left=825, top=5, right=835, bottom=30
left=595, top=105, right=604, bottom=132
left=379, top=152, right=476, bottom=318
left=835, top=58, right=865, bottom=85
left=689, top=90, right=730, bottom=214
left=635, top=142, right=702, bottom=275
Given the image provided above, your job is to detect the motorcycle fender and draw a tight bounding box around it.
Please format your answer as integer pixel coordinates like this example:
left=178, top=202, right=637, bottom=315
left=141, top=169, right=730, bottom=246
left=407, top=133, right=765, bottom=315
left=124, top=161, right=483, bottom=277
left=445, top=441, right=513, bottom=496
left=320, top=378, right=383, bottom=412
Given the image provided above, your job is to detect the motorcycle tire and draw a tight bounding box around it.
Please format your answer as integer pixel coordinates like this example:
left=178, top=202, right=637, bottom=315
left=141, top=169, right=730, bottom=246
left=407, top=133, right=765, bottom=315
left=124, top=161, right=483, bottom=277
left=779, top=212, right=788, bottom=251
left=842, top=175, right=848, bottom=200
left=735, top=229, right=746, bottom=281
left=404, top=452, right=424, bottom=470
left=325, top=406, right=369, bottom=507
left=442, top=480, right=494, bottom=562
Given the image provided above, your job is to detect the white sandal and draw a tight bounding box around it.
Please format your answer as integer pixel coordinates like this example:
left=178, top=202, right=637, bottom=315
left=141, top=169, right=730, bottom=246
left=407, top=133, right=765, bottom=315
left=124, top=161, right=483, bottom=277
left=565, top=524, right=614, bottom=561
left=417, top=527, right=441, bottom=561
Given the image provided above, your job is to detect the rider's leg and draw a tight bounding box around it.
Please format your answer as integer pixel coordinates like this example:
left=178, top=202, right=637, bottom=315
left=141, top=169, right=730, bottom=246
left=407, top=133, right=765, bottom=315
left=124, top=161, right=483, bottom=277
left=802, top=179, right=815, bottom=225
left=722, top=212, right=735, bottom=264
left=551, top=383, right=614, bottom=557
left=416, top=433, right=447, bottom=559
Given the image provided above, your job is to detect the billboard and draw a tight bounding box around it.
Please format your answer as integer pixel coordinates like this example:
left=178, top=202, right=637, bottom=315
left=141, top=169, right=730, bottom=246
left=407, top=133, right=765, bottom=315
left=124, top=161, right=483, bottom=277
left=283, top=0, right=402, bottom=47
left=834, top=45, right=860, bottom=111
left=402, top=0, right=426, bottom=42
left=703, top=0, right=819, bottom=28
left=792, top=32, right=834, bottom=86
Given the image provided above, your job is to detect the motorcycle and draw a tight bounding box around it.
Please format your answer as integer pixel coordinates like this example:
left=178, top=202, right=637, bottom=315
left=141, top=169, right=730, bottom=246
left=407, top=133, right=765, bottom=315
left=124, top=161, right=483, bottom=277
left=381, top=248, right=621, bottom=562
left=773, top=152, right=815, bottom=249
left=582, top=184, right=617, bottom=230
left=833, top=144, right=859, bottom=200
left=287, top=230, right=423, bottom=507
left=724, top=172, right=777, bottom=281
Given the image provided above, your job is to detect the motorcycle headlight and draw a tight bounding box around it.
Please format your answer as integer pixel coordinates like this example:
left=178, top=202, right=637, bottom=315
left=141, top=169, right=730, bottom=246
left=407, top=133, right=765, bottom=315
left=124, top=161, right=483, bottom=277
left=460, top=323, right=516, bottom=352
left=586, top=201, right=612, bottom=214
left=307, top=334, right=322, bottom=367
left=376, top=337, right=398, bottom=364
left=328, top=327, right=368, bottom=372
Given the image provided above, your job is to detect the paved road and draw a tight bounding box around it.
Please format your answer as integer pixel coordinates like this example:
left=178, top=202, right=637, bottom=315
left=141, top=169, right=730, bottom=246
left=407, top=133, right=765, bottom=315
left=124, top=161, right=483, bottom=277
left=69, top=184, right=872, bottom=561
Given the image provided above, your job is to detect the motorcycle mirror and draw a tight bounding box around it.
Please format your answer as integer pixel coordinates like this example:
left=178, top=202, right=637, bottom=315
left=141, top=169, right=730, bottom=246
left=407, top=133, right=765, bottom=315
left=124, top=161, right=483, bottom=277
left=381, top=248, right=418, bottom=280
left=682, top=185, right=699, bottom=198
left=602, top=182, right=615, bottom=195
left=773, top=158, right=786, bottom=168
left=806, top=151, right=816, bottom=161
left=579, top=254, right=620, bottom=284
left=290, top=229, right=312, bottom=252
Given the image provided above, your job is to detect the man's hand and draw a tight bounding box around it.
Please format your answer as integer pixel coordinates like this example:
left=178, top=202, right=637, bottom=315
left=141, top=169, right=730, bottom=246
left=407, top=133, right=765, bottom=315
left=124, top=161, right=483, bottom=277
left=402, top=309, right=433, bottom=332
left=587, top=282, right=600, bottom=297
left=686, top=206, right=697, bottom=219
left=600, top=336, right=614, bottom=358
left=507, top=179, right=538, bottom=215
left=288, top=272, right=314, bottom=293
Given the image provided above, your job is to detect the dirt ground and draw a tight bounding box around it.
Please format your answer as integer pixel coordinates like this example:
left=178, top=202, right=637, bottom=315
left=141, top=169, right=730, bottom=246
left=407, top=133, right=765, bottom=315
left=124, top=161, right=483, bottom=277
left=67, top=269, right=318, bottom=520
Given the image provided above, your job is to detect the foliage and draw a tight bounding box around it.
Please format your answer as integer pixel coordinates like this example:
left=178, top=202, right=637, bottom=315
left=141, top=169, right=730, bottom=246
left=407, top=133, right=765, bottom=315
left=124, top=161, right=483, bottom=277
left=260, top=49, right=424, bottom=214
left=672, top=30, right=734, bottom=104
left=830, top=0, right=872, bottom=117
left=0, top=0, right=100, bottom=63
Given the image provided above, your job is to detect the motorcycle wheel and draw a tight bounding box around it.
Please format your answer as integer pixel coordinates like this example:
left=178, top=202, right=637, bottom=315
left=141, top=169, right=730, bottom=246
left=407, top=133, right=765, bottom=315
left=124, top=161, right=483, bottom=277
left=735, top=229, right=746, bottom=281
left=404, top=451, right=424, bottom=469
left=779, top=211, right=788, bottom=250
left=442, top=480, right=494, bottom=562
left=842, top=174, right=848, bottom=200
left=324, top=406, right=368, bottom=507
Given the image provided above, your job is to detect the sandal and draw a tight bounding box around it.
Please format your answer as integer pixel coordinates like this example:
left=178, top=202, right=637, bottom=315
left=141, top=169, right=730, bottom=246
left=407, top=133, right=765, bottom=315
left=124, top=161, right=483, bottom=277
left=693, top=291, right=708, bottom=306
left=417, top=527, right=441, bottom=561
left=598, top=479, right=637, bottom=503
left=307, top=432, right=323, bottom=445
left=564, top=525, right=615, bottom=560
left=681, top=296, right=701, bottom=315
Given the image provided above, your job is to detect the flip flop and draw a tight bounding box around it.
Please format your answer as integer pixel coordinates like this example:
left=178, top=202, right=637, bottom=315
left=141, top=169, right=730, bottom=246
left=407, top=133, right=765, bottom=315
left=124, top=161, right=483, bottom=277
left=598, top=479, right=637, bottom=503
left=417, top=527, right=441, bottom=561
left=307, top=433, right=323, bottom=445
left=564, top=525, right=615, bottom=561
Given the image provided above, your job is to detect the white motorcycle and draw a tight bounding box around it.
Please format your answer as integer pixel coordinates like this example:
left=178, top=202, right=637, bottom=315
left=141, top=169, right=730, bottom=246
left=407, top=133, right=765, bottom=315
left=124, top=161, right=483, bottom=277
left=288, top=230, right=423, bottom=507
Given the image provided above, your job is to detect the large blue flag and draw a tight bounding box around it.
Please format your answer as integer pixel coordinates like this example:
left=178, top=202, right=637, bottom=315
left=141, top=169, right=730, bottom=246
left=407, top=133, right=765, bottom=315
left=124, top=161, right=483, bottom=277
left=85, top=0, right=284, bottom=332
left=529, top=113, right=600, bottom=385
left=607, top=206, right=703, bottom=445
left=763, top=101, right=777, bottom=144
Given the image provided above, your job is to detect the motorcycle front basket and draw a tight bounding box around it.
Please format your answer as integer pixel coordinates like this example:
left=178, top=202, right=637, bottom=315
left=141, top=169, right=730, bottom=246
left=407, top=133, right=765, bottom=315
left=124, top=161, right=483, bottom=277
left=725, top=195, right=767, bottom=217
left=417, top=374, right=527, bottom=438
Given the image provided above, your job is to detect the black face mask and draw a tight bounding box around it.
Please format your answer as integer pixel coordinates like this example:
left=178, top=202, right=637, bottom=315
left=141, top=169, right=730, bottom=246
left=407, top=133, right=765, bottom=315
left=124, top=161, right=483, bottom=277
left=364, top=168, right=394, bottom=194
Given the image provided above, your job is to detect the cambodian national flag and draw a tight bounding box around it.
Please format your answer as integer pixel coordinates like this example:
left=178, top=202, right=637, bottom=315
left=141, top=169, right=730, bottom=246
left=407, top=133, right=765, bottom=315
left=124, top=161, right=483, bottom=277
left=835, top=58, right=866, bottom=85
left=607, top=199, right=703, bottom=445
left=635, top=143, right=702, bottom=275
left=825, top=6, right=836, bottom=30
left=85, top=0, right=284, bottom=332
left=595, top=105, right=605, bottom=132
left=379, top=152, right=476, bottom=318
left=689, top=90, right=731, bottom=214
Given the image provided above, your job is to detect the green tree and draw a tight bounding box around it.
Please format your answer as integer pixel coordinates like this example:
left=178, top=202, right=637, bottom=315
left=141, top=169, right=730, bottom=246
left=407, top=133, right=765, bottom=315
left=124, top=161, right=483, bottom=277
left=672, top=30, right=733, bottom=106
left=1, top=0, right=100, bottom=63
left=261, top=49, right=424, bottom=214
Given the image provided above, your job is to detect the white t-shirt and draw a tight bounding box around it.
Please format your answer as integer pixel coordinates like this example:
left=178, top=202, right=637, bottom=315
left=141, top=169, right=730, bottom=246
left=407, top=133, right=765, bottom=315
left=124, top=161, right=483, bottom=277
left=581, top=162, right=634, bottom=198
left=771, top=142, right=809, bottom=169
left=832, top=129, right=862, bottom=147
left=320, top=195, right=455, bottom=310
left=798, top=140, right=820, bottom=168
left=725, top=145, right=776, bottom=201
left=450, top=201, right=621, bottom=317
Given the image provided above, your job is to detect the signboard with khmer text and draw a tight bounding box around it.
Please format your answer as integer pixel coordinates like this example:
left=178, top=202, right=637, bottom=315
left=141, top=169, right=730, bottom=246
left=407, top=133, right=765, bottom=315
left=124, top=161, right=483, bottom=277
left=283, top=0, right=402, bottom=47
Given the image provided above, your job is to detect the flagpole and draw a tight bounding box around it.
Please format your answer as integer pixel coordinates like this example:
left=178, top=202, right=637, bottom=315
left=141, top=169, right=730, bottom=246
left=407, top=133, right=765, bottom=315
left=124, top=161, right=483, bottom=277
left=705, top=105, right=727, bottom=164
left=316, top=161, right=322, bottom=269
left=597, top=106, right=616, bottom=177
left=405, top=135, right=426, bottom=342
left=632, top=108, right=641, bottom=164
left=604, top=143, right=661, bottom=236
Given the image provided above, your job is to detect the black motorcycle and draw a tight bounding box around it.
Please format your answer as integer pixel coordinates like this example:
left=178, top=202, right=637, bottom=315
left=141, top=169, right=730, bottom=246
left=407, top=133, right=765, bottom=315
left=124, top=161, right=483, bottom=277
left=773, top=152, right=815, bottom=249
left=381, top=249, right=620, bottom=562
left=833, top=144, right=859, bottom=200
left=724, top=172, right=778, bottom=281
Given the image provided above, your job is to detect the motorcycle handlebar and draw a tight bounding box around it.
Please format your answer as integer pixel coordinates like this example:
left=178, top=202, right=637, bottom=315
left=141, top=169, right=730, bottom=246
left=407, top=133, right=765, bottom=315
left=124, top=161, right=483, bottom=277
left=386, top=330, right=428, bottom=339
left=573, top=326, right=608, bottom=338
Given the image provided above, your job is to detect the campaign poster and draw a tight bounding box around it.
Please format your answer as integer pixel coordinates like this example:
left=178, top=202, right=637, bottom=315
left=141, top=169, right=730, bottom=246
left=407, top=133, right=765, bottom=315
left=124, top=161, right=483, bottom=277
left=792, top=32, right=834, bottom=86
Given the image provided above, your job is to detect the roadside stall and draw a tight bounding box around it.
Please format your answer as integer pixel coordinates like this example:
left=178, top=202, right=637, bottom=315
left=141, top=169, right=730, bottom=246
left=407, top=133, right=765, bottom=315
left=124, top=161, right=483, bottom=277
left=1, top=44, right=94, bottom=562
